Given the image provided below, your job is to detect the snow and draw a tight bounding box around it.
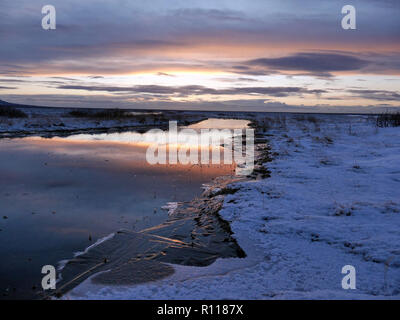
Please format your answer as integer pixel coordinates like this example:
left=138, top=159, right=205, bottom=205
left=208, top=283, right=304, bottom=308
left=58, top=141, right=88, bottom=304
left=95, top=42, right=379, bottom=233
left=161, top=202, right=179, bottom=216
left=63, top=114, right=400, bottom=299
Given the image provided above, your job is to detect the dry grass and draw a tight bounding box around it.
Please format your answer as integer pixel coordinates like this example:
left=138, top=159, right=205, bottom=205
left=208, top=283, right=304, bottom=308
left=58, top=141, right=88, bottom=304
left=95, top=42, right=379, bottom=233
left=0, top=107, right=28, bottom=118
left=376, top=112, right=400, bottom=128
left=67, top=109, right=133, bottom=119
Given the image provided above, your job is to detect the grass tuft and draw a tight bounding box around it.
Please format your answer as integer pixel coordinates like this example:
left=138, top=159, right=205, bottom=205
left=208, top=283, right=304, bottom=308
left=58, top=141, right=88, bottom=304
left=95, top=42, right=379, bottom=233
left=376, top=112, right=400, bottom=128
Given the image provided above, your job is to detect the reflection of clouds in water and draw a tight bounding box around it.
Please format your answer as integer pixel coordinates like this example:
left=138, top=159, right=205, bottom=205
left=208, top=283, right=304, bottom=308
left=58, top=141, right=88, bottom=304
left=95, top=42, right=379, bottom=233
left=7, top=133, right=236, bottom=174
left=4, top=118, right=247, bottom=173
left=60, top=129, right=230, bottom=147
left=63, top=132, right=145, bottom=144
left=55, top=119, right=250, bottom=149
left=187, top=119, right=250, bottom=129
left=17, top=136, right=148, bottom=161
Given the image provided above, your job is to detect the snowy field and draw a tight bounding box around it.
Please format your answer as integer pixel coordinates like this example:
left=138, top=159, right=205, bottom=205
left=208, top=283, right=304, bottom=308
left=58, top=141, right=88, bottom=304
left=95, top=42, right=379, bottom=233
left=64, top=114, right=400, bottom=300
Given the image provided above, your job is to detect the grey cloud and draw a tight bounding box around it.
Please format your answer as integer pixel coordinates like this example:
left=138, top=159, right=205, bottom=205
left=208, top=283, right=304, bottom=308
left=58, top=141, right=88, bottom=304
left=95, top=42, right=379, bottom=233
left=172, top=8, right=246, bottom=22
left=0, top=79, right=27, bottom=83
left=57, top=84, right=326, bottom=97
left=0, top=86, right=17, bottom=89
left=246, top=53, right=370, bottom=75
left=214, top=77, right=261, bottom=83
left=348, top=89, right=400, bottom=101
left=157, top=72, right=175, bottom=77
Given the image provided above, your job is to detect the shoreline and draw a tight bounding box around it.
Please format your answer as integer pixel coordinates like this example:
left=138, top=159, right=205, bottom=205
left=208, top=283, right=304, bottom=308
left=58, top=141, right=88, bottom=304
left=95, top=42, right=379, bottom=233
left=40, top=118, right=267, bottom=299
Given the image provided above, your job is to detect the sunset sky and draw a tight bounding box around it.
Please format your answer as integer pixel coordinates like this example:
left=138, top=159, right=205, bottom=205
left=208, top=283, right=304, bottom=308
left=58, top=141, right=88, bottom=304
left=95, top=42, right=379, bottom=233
left=0, top=0, right=399, bottom=112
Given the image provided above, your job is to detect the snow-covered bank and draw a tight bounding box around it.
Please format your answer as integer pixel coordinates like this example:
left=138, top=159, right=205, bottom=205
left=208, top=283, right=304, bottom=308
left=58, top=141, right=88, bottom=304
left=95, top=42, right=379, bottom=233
left=0, top=106, right=207, bottom=137
left=65, top=114, right=400, bottom=299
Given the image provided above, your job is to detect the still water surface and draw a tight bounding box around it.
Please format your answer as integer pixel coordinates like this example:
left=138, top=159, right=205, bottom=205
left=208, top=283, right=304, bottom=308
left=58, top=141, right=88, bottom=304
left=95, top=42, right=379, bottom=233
left=0, top=119, right=248, bottom=299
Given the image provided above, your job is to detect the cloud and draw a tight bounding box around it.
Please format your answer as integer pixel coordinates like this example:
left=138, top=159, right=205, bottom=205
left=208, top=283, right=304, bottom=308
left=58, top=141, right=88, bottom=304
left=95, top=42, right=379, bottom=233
left=1, top=0, right=399, bottom=113
left=244, top=53, right=370, bottom=76
left=172, top=8, right=246, bottom=22
left=1, top=0, right=399, bottom=77
left=57, top=84, right=326, bottom=98
left=0, top=86, right=17, bottom=89
left=213, top=77, right=261, bottom=83
left=0, top=78, right=27, bottom=83
left=348, top=89, right=400, bottom=101
left=157, top=72, right=175, bottom=77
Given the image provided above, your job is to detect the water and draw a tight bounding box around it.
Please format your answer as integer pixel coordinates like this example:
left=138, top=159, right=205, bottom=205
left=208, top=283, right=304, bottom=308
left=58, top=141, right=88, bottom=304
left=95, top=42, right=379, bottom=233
left=0, top=119, right=248, bottom=299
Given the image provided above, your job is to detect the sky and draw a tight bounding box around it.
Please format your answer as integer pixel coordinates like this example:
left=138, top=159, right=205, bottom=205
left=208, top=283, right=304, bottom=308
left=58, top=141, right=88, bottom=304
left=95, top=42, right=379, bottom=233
left=0, top=0, right=399, bottom=112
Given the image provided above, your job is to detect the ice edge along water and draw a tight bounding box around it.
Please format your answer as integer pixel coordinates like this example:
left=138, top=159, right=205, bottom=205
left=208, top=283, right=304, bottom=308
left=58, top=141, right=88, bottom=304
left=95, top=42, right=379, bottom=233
left=57, top=233, right=116, bottom=278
